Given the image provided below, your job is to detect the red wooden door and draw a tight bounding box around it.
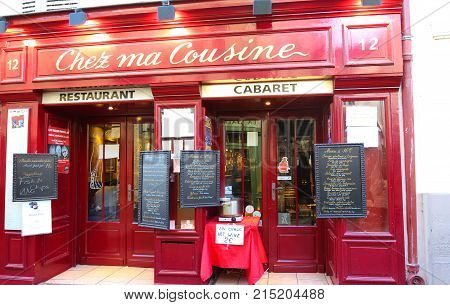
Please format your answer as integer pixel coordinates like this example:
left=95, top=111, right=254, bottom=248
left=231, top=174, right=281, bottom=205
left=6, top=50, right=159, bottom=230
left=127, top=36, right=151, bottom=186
left=79, top=116, right=155, bottom=266
left=125, top=117, right=155, bottom=267
left=268, top=112, right=325, bottom=273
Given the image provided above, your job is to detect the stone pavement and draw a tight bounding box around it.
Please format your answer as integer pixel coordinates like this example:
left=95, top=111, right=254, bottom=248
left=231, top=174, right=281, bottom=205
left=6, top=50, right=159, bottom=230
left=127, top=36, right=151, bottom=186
left=44, top=265, right=332, bottom=285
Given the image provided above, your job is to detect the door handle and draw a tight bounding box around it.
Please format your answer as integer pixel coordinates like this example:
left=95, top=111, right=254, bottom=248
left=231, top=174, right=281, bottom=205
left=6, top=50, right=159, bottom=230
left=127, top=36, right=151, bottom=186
left=127, top=184, right=133, bottom=202
left=272, top=183, right=284, bottom=201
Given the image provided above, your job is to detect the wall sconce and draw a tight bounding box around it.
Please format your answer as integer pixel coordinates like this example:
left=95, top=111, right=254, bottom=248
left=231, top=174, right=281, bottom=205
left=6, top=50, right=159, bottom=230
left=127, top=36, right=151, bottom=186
left=253, top=0, right=272, bottom=16
left=69, top=8, right=87, bottom=26
left=158, top=1, right=175, bottom=21
left=361, top=0, right=382, bottom=6
left=0, top=17, right=8, bottom=34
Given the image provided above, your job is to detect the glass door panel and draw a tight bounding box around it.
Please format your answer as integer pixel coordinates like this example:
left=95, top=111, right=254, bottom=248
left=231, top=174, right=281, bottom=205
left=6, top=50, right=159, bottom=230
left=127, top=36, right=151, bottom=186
left=223, top=120, right=262, bottom=218
left=277, top=119, right=316, bottom=226
left=88, top=123, right=121, bottom=223
left=132, top=122, right=154, bottom=223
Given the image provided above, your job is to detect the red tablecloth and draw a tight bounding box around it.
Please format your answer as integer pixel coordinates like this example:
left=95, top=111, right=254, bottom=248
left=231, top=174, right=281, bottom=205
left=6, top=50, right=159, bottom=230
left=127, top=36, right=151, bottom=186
left=200, top=217, right=268, bottom=285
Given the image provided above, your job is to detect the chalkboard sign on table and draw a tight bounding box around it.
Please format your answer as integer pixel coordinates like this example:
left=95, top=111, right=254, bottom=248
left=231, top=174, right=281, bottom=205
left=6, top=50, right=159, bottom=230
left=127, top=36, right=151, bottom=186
left=13, top=154, right=58, bottom=202
left=314, top=144, right=366, bottom=218
left=138, top=151, right=171, bottom=230
left=180, top=150, right=220, bottom=208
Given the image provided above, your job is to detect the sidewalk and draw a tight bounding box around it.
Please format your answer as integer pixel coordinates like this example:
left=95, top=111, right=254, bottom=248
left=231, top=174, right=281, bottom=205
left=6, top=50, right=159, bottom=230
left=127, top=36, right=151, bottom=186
left=43, top=265, right=332, bottom=285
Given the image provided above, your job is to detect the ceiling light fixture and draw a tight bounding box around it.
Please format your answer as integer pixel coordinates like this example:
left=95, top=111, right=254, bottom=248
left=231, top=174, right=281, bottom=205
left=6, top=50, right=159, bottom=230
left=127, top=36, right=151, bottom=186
left=0, top=17, right=8, bottom=34
left=69, top=8, right=87, bottom=26
left=158, top=1, right=175, bottom=21
left=361, top=0, right=382, bottom=6
left=253, top=0, right=272, bottom=16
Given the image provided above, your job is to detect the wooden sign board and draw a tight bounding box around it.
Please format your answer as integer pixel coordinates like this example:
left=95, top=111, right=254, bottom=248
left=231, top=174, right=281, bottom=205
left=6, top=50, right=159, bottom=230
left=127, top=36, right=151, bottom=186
left=180, top=151, right=220, bottom=208
left=314, top=144, right=366, bottom=218
left=138, top=151, right=171, bottom=230
left=13, top=154, right=58, bottom=202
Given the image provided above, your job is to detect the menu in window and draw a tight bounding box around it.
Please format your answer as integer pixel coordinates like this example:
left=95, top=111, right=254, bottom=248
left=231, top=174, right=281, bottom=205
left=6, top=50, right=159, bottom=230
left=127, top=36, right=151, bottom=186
left=314, top=144, right=367, bottom=218
left=138, top=151, right=171, bottom=230
left=180, top=150, right=220, bottom=208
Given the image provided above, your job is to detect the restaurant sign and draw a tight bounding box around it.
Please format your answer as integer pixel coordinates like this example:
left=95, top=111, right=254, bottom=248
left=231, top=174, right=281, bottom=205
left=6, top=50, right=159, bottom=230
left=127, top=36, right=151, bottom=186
left=42, top=87, right=154, bottom=105
left=201, top=80, right=333, bottom=98
left=35, top=30, right=331, bottom=79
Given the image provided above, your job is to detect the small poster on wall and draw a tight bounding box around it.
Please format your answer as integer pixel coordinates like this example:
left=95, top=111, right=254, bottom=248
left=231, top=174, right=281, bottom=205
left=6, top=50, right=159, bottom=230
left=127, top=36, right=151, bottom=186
left=48, top=123, right=70, bottom=174
left=4, top=108, right=29, bottom=230
left=21, top=201, right=52, bottom=237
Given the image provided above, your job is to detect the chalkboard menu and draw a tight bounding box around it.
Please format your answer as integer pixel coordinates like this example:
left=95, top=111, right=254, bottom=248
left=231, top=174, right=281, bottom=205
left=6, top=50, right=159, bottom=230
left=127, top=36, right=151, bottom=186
left=138, top=151, right=170, bottom=230
left=13, top=154, right=58, bottom=202
left=314, top=144, right=366, bottom=218
left=180, top=150, right=220, bottom=208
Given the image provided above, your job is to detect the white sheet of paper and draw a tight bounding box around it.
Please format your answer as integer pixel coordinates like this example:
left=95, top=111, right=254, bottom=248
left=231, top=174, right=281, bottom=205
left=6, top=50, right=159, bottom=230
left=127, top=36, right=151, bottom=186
left=173, top=158, right=180, bottom=173
left=247, top=132, right=258, bottom=147
left=21, top=201, right=52, bottom=237
left=346, top=106, right=378, bottom=127
left=215, top=224, right=244, bottom=246
left=98, top=144, right=120, bottom=159
left=347, top=126, right=379, bottom=148
left=161, top=108, right=195, bottom=138
left=5, top=108, right=29, bottom=230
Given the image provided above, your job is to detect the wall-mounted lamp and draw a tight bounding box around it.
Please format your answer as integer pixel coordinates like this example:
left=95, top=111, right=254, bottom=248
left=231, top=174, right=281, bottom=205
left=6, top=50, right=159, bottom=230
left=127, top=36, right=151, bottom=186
left=69, top=8, right=87, bottom=26
left=253, top=0, right=272, bottom=16
left=361, top=0, right=382, bottom=6
left=0, top=17, right=8, bottom=34
left=158, top=1, right=175, bottom=21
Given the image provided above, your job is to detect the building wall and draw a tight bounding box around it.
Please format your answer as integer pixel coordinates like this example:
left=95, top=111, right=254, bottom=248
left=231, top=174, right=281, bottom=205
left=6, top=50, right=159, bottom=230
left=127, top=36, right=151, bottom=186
left=410, top=0, right=450, bottom=285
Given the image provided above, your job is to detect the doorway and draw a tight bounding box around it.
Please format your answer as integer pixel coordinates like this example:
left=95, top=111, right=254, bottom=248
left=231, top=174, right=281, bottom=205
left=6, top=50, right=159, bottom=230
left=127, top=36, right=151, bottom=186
left=78, top=116, right=156, bottom=267
left=268, top=113, right=325, bottom=273
left=215, top=97, right=328, bottom=273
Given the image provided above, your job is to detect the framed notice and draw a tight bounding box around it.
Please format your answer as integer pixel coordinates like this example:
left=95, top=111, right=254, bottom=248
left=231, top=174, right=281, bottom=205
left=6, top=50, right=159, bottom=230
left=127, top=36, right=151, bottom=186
left=138, top=151, right=170, bottom=230
left=180, top=150, right=220, bottom=208
left=314, top=144, right=366, bottom=218
left=13, top=154, right=58, bottom=202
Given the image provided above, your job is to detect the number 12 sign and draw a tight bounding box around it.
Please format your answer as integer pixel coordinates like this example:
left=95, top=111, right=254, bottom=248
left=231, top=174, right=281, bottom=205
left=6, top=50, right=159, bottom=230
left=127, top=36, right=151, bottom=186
left=215, top=224, right=244, bottom=246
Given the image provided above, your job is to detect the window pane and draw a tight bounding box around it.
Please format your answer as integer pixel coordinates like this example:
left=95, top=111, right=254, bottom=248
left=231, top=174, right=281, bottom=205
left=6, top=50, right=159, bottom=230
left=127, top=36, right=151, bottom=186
left=133, top=122, right=154, bottom=223
left=277, top=119, right=296, bottom=226
left=345, top=101, right=389, bottom=232
left=296, top=119, right=316, bottom=226
left=103, top=124, right=120, bottom=222
left=88, top=124, right=104, bottom=222
left=224, top=121, right=243, bottom=199
left=160, top=107, right=196, bottom=230
left=243, top=121, right=262, bottom=217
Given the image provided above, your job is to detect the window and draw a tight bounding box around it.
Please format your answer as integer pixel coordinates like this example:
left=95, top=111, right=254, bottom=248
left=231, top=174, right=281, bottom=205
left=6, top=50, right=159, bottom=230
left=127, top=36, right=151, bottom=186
left=344, top=101, right=389, bottom=232
left=277, top=119, right=316, bottom=226
left=161, top=107, right=195, bottom=230
left=224, top=120, right=262, bottom=218
left=87, top=123, right=120, bottom=222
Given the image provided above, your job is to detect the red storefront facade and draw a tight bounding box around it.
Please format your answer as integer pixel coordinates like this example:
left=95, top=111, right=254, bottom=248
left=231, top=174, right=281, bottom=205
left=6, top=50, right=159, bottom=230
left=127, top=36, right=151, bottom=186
left=0, top=0, right=411, bottom=285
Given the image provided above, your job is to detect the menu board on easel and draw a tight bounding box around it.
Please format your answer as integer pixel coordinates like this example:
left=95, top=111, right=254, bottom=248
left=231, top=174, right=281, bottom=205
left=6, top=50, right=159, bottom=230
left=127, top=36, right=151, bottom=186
left=13, top=154, right=58, bottom=202
left=314, top=144, right=366, bottom=218
left=180, top=150, right=220, bottom=208
left=138, top=151, right=170, bottom=230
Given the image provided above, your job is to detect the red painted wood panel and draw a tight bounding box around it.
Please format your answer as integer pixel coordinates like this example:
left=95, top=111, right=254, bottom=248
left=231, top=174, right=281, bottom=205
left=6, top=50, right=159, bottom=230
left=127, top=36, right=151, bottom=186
left=0, top=14, right=402, bottom=92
